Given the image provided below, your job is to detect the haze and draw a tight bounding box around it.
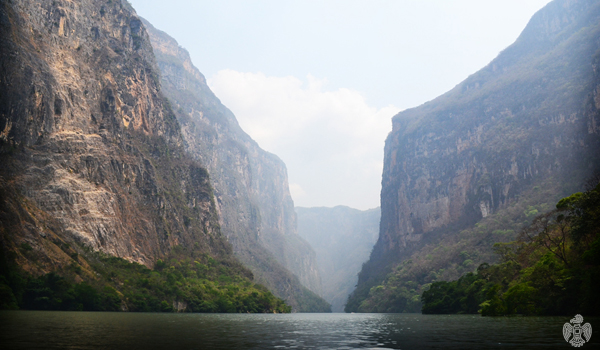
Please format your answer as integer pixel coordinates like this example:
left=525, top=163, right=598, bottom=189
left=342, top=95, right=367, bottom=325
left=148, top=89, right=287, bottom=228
left=129, top=0, right=552, bottom=210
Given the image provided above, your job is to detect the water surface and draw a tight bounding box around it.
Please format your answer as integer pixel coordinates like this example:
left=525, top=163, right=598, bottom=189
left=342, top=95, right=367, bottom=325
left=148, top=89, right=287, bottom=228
left=1, top=311, right=598, bottom=349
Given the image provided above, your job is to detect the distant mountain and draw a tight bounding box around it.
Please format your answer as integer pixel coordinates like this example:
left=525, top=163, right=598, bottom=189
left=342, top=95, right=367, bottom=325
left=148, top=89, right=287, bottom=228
left=347, top=0, right=600, bottom=312
left=296, top=206, right=379, bottom=312
left=142, top=19, right=329, bottom=312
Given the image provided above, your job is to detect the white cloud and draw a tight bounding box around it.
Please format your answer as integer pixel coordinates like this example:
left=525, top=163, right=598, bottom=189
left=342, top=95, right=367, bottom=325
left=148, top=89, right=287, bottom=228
left=289, top=183, right=307, bottom=199
left=208, top=70, right=399, bottom=210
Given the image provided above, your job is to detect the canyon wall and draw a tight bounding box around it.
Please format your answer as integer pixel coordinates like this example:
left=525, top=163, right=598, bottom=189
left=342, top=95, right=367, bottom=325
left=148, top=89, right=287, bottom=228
left=348, top=0, right=600, bottom=312
left=0, top=0, right=243, bottom=281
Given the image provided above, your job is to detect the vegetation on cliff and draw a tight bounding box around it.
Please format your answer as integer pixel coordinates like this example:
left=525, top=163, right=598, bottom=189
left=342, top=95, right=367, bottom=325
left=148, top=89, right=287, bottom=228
left=0, top=244, right=290, bottom=313
left=422, top=182, right=600, bottom=316
left=345, top=182, right=563, bottom=313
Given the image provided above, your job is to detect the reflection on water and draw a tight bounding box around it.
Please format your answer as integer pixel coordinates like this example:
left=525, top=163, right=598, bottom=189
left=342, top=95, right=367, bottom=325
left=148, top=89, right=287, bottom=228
left=1, top=311, right=598, bottom=349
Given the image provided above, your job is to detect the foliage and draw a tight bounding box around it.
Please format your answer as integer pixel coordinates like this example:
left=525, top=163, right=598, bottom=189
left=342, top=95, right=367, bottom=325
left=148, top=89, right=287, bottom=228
left=0, top=246, right=291, bottom=313
left=293, top=286, right=332, bottom=313
left=421, top=272, right=486, bottom=314
left=421, top=183, right=600, bottom=316
left=345, top=181, right=560, bottom=313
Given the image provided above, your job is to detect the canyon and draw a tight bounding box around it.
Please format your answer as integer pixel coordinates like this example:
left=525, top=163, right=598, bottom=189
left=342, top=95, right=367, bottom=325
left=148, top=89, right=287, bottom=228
left=296, top=206, right=380, bottom=312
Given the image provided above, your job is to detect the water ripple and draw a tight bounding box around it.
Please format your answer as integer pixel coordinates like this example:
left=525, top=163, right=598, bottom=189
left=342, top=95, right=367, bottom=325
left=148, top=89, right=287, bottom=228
left=1, top=311, right=599, bottom=349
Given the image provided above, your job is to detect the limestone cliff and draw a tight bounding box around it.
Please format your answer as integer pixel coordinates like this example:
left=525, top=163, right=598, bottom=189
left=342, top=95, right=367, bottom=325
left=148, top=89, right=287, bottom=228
left=141, top=19, right=328, bottom=311
left=0, top=0, right=234, bottom=276
left=348, top=0, right=600, bottom=311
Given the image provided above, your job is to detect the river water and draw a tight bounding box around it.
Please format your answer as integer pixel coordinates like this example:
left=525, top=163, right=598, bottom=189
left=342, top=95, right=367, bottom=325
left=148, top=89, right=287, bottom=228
left=1, top=311, right=598, bottom=349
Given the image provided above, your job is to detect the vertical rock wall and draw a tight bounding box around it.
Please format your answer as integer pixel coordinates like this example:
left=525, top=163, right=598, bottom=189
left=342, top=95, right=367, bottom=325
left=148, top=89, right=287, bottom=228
left=378, top=0, right=600, bottom=257
left=0, top=0, right=228, bottom=271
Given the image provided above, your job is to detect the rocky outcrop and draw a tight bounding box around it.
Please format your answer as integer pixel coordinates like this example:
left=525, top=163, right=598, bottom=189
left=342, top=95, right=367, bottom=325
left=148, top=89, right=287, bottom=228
left=296, top=206, right=380, bottom=312
left=141, top=20, right=327, bottom=311
left=0, top=0, right=233, bottom=273
left=348, top=0, right=600, bottom=311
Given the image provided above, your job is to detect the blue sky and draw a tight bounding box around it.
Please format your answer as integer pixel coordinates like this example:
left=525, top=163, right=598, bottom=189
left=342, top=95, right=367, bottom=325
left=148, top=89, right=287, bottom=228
left=129, top=0, right=552, bottom=210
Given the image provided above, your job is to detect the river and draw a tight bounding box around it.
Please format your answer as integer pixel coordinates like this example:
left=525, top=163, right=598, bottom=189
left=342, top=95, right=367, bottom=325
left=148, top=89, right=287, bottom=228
left=1, top=311, right=598, bottom=349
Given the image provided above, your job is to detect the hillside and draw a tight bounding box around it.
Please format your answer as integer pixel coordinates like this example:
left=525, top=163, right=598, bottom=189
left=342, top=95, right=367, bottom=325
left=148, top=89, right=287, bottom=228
left=0, top=0, right=287, bottom=313
left=141, top=19, right=329, bottom=312
left=347, top=0, right=600, bottom=312
left=422, top=183, right=600, bottom=316
left=296, top=206, right=379, bottom=312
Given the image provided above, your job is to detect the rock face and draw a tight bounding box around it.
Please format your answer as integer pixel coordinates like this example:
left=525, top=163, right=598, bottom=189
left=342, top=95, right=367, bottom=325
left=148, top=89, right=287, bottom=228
left=348, top=0, right=600, bottom=311
left=0, top=0, right=233, bottom=274
left=296, top=206, right=380, bottom=312
left=141, top=20, right=327, bottom=311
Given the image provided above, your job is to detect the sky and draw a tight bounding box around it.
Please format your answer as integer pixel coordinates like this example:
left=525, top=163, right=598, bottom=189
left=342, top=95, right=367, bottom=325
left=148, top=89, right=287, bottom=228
left=129, top=0, right=552, bottom=210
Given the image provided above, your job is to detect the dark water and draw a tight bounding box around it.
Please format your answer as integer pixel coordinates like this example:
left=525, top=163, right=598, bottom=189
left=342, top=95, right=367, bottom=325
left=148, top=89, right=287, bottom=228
left=1, top=311, right=598, bottom=349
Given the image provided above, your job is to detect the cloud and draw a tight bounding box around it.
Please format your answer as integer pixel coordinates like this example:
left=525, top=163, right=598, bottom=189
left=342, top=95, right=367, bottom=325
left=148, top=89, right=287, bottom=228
left=289, top=183, right=307, bottom=199
left=208, top=70, right=399, bottom=210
